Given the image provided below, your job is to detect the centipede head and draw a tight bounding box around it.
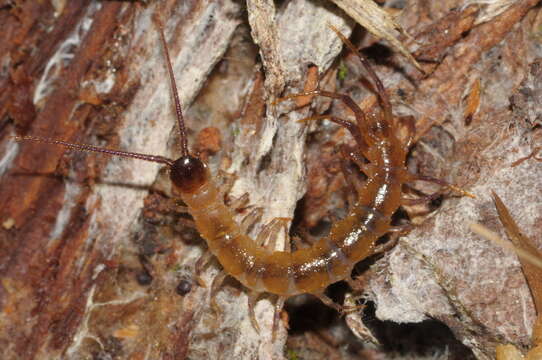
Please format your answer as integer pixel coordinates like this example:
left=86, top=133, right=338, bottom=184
left=170, top=155, right=208, bottom=194
left=157, top=22, right=210, bottom=194
left=12, top=24, right=210, bottom=195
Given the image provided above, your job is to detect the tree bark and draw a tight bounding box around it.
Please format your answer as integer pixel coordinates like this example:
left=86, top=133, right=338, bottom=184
left=0, top=0, right=541, bottom=359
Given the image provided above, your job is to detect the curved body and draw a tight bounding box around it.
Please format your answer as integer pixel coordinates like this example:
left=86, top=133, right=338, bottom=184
left=14, top=24, right=412, bottom=311
left=180, top=135, right=407, bottom=296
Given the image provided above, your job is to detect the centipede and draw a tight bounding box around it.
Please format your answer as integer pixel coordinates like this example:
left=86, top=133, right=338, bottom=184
left=12, top=23, right=458, bottom=336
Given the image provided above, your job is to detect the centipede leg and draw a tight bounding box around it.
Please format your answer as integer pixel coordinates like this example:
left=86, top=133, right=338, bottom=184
left=277, top=89, right=380, bottom=146
left=313, top=293, right=342, bottom=313
left=388, top=223, right=413, bottom=235
left=256, top=217, right=291, bottom=249
left=247, top=291, right=261, bottom=334
left=401, top=192, right=442, bottom=206
left=228, top=192, right=250, bottom=210
left=194, top=251, right=214, bottom=287
left=394, top=115, right=416, bottom=150
left=314, top=291, right=365, bottom=316
left=272, top=296, right=286, bottom=341
left=402, top=174, right=475, bottom=205
left=210, top=271, right=227, bottom=318
left=401, top=177, right=446, bottom=205
left=339, top=145, right=377, bottom=205
left=327, top=24, right=393, bottom=133
left=219, top=170, right=252, bottom=210
left=340, top=144, right=375, bottom=177
left=295, top=114, right=369, bottom=155
left=277, top=27, right=398, bottom=144
left=217, top=169, right=238, bottom=195
left=373, top=230, right=403, bottom=255
left=240, top=207, right=264, bottom=235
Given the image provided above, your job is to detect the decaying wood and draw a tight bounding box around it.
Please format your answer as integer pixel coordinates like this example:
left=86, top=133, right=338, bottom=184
left=0, top=1, right=241, bottom=359
left=1, top=0, right=542, bottom=359
left=364, top=1, right=542, bottom=359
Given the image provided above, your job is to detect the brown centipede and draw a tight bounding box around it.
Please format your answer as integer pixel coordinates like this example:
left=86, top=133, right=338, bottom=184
left=12, top=23, right=464, bottom=337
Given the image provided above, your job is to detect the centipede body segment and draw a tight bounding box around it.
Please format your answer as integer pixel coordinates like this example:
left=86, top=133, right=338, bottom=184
left=13, top=23, right=419, bottom=332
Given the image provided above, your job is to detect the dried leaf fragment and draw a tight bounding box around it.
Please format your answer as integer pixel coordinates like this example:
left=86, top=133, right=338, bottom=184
left=295, top=65, right=319, bottom=107
left=465, top=0, right=519, bottom=25
left=474, top=193, right=542, bottom=359
left=492, top=192, right=542, bottom=313
left=464, top=78, right=481, bottom=125
left=329, top=0, right=422, bottom=70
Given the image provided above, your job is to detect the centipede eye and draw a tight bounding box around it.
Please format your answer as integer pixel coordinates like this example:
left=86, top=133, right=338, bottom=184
left=170, top=155, right=208, bottom=193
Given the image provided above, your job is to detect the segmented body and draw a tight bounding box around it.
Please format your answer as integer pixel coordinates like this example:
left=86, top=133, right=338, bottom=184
left=14, top=23, right=412, bottom=319
left=178, top=112, right=407, bottom=296
left=176, top=26, right=410, bottom=297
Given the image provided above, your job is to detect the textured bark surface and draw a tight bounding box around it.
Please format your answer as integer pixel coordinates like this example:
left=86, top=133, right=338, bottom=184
left=0, top=0, right=541, bottom=359
left=0, top=1, right=242, bottom=359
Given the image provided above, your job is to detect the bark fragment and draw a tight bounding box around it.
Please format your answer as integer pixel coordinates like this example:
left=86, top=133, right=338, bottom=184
left=1, top=0, right=542, bottom=359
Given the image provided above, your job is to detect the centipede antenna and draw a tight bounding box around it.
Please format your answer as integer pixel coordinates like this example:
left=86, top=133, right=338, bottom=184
left=158, top=25, right=189, bottom=157
left=328, top=24, right=393, bottom=125
left=11, top=135, right=175, bottom=167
